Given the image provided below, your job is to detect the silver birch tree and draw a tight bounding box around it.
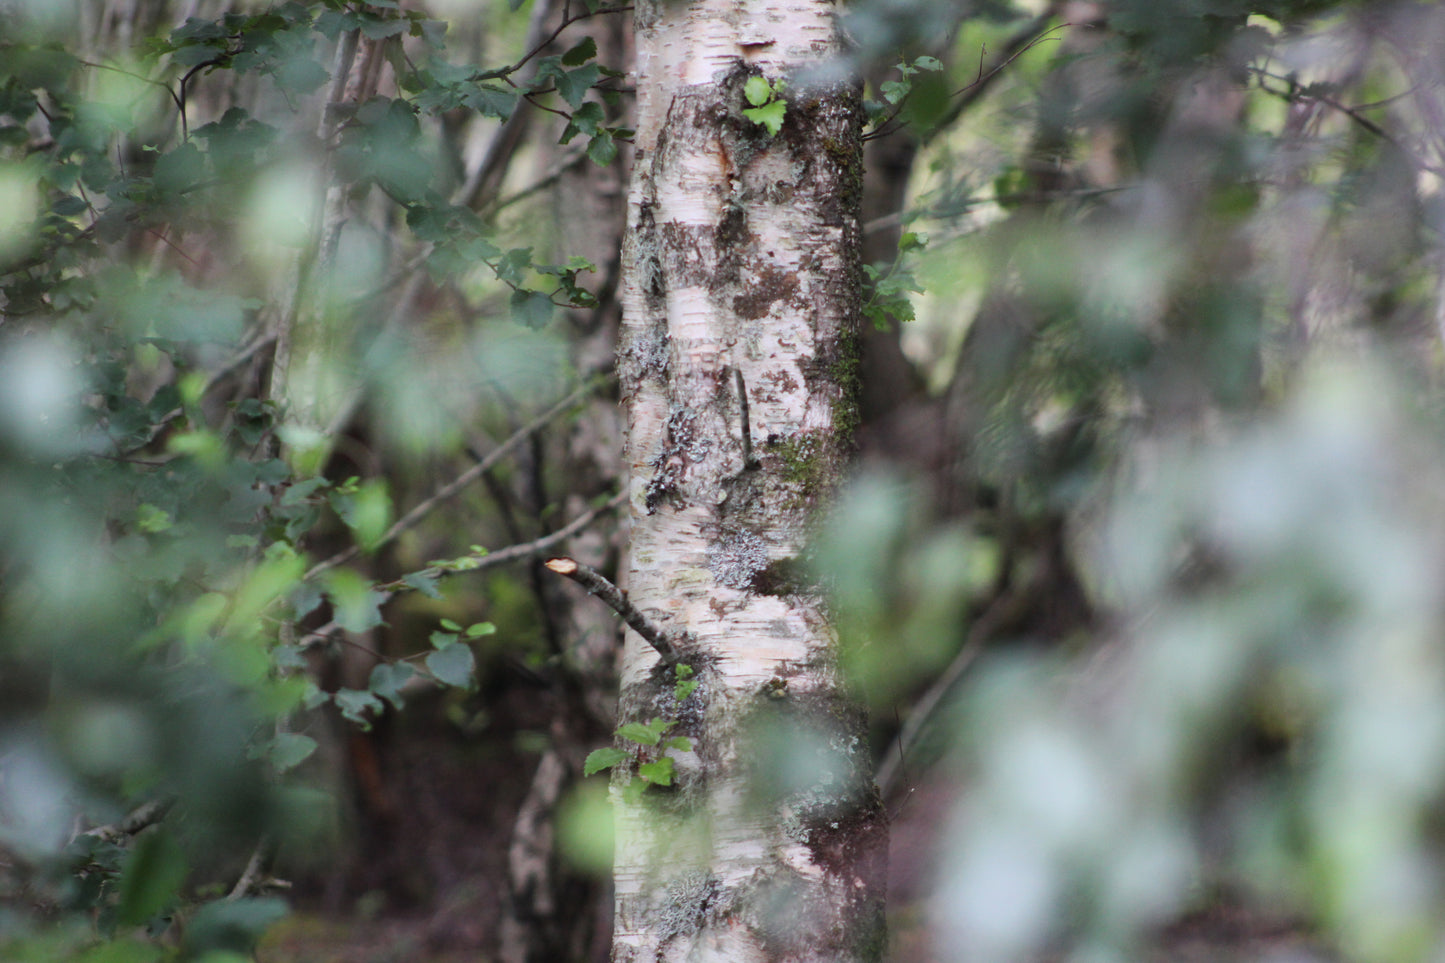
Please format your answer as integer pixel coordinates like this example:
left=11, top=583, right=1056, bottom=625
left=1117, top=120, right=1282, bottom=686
left=605, top=0, right=888, bottom=958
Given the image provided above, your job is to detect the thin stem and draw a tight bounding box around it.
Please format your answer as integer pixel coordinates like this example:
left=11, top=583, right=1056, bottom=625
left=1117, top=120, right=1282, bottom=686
left=304, top=379, right=604, bottom=581
left=298, top=490, right=627, bottom=647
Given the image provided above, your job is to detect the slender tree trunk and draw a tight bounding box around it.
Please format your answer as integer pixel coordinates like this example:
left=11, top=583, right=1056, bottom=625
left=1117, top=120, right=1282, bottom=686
left=611, top=0, right=887, bottom=959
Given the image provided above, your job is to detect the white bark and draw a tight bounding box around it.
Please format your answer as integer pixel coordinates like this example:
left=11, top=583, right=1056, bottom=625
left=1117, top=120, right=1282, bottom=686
left=612, top=0, right=886, bottom=959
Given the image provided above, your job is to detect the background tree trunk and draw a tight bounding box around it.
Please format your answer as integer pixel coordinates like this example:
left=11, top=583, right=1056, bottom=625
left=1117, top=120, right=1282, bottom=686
left=611, top=0, right=888, bottom=959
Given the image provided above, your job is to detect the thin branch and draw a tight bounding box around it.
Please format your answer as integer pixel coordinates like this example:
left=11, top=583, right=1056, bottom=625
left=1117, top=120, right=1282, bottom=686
left=305, top=379, right=603, bottom=580
left=875, top=590, right=1027, bottom=800
left=1249, top=66, right=1444, bottom=176
left=228, top=839, right=268, bottom=899
left=545, top=556, right=680, bottom=664
left=919, top=12, right=1068, bottom=146
left=81, top=797, right=173, bottom=843
left=506, top=2, right=633, bottom=78
left=298, top=490, right=628, bottom=647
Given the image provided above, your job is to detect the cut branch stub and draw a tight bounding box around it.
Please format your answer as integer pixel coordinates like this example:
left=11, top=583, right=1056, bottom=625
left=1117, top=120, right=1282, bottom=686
left=544, top=556, right=680, bottom=664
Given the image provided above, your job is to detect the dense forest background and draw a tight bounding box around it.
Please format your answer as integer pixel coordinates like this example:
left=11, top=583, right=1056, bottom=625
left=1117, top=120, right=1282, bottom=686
left=4, top=0, right=1445, bottom=961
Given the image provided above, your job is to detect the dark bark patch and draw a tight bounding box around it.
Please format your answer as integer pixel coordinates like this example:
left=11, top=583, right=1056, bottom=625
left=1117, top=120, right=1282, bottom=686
left=751, top=556, right=808, bottom=596
left=733, top=263, right=800, bottom=320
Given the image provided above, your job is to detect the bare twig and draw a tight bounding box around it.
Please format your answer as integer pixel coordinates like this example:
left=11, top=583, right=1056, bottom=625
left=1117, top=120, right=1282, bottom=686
left=82, top=797, right=173, bottom=843
left=544, top=556, right=679, bottom=664
left=298, top=490, right=628, bottom=647
left=1249, top=66, right=1444, bottom=175
left=304, top=380, right=603, bottom=580
left=920, top=11, right=1067, bottom=146
left=875, top=590, right=1027, bottom=799
left=228, top=839, right=268, bottom=899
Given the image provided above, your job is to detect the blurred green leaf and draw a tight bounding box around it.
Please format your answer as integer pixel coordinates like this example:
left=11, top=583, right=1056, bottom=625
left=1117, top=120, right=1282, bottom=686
left=425, top=642, right=475, bottom=689
left=182, top=897, right=288, bottom=956
left=116, top=832, right=187, bottom=926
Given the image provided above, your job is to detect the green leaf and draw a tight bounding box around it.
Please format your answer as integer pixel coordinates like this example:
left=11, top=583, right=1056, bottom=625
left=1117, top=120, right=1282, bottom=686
left=586, top=129, right=617, bottom=167
left=268, top=732, right=319, bottom=773
left=117, top=831, right=187, bottom=926
left=743, top=99, right=786, bottom=136
left=617, top=717, right=673, bottom=746
left=562, top=37, right=597, bottom=65
left=152, top=142, right=206, bottom=195
left=324, top=570, right=386, bottom=633
left=898, top=231, right=928, bottom=254
left=510, top=288, right=554, bottom=329
left=330, top=478, right=393, bottom=552
left=466, top=83, right=518, bottom=120
left=335, top=688, right=384, bottom=727
left=622, top=775, right=648, bottom=804
left=562, top=101, right=605, bottom=142
left=744, top=74, right=774, bottom=107
left=880, top=79, right=909, bottom=105
left=358, top=13, right=408, bottom=40
left=368, top=662, right=415, bottom=709
left=914, top=55, right=943, bottom=71
left=183, top=897, right=289, bottom=957
left=583, top=746, right=629, bottom=775
left=638, top=756, right=674, bottom=786
left=426, top=642, right=476, bottom=688
left=495, top=246, right=533, bottom=285
left=430, top=630, right=459, bottom=649
left=663, top=736, right=692, bottom=751
left=465, top=622, right=497, bottom=638
left=556, top=64, right=600, bottom=108
left=402, top=571, right=442, bottom=598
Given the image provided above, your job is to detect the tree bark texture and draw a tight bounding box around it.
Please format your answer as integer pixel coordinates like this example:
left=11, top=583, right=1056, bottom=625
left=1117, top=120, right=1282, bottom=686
left=612, top=0, right=887, bottom=960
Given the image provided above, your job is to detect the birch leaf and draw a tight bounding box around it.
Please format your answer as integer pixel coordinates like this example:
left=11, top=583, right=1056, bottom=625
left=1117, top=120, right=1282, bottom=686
left=584, top=746, right=629, bottom=775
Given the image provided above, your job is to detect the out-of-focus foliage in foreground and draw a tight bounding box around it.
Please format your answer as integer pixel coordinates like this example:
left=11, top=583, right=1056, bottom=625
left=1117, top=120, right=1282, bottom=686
left=819, top=1, right=1445, bottom=962
left=0, top=0, right=613, bottom=958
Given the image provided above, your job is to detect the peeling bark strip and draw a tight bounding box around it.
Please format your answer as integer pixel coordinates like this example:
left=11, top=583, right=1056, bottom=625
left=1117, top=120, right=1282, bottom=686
left=613, top=0, right=886, bottom=958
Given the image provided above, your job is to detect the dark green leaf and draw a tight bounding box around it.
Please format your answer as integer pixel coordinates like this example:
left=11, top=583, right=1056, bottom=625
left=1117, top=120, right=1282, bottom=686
left=184, top=897, right=289, bottom=956
left=368, top=662, right=415, bottom=709
left=561, top=37, right=597, bottom=66
left=466, top=83, right=518, bottom=120
left=268, top=732, right=318, bottom=773
left=510, top=288, right=554, bottom=329
left=117, top=831, right=187, bottom=926
left=556, top=64, right=600, bottom=108
left=358, top=14, right=407, bottom=40
left=152, top=143, right=206, bottom=194
left=335, top=688, right=384, bottom=727
left=426, top=642, right=476, bottom=688
left=586, top=129, right=617, bottom=167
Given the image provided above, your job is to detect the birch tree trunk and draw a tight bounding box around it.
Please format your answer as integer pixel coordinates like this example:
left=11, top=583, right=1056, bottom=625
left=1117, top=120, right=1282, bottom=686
left=611, top=0, right=887, bottom=958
